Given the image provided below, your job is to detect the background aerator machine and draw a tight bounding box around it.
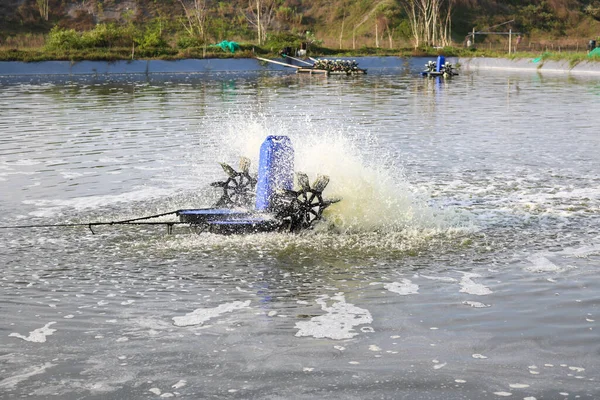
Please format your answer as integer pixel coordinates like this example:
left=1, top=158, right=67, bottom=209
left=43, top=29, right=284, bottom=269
left=177, top=136, right=340, bottom=234
left=421, top=55, right=458, bottom=78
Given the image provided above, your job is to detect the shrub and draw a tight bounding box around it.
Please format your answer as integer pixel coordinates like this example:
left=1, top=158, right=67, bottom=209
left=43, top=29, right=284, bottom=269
left=45, top=26, right=82, bottom=50
left=264, top=32, right=303, bottom=50
left=83, top=24, right=132, bottom=48
left=135, top=20, right=168, bottom=49
left=177, top=35, right=202, bottom=49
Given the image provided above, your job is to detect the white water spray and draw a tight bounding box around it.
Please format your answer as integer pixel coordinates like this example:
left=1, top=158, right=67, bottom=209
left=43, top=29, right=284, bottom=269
left=218, top=114, right=467, bottom=234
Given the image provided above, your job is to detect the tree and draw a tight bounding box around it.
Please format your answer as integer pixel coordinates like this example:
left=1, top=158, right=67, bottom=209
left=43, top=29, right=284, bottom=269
left=179, top=0, right=209, bottom=42
left=36, top=0, right=49, bottom=21
left=398, top=0, right=454, bottom=48
left=246, top=0, right=278, bottom=45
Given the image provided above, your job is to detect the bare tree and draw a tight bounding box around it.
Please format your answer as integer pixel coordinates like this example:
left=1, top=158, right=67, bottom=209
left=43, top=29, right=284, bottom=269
left=400, top=0, right=421, bottom=47
left=399, top=0, right=454, bottom=48
left=352, top=3, right=378, bottom=50
left=440, top=0, right=454, bottom=47
left=246, top=0, right=278, bottom=45
left=179, top=0, right=208, bottom=41
left=339, top=11, right=346, bottom=49
left=36, top=0, right=49, bottom=21
left=377, top=15, right=395, bottom=49
left=384, top=21, right=394, bottom=49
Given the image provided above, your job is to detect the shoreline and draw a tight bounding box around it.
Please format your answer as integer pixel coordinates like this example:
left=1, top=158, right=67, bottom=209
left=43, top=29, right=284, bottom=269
left=458, top=57, right=600, bottom=75
left=1, top=56, right=600, bottom=77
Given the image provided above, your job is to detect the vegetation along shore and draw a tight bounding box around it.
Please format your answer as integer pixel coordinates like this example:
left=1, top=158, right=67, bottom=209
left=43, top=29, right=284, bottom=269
left=1, top=0, right=600, bottom=63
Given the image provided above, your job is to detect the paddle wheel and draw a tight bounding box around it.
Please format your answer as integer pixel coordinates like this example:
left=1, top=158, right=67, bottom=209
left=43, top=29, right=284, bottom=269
left=177, top=135, right=340, bottom=233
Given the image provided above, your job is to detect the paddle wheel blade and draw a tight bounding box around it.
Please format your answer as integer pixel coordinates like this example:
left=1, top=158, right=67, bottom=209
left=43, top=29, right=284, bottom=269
left=296, top=172, right=311, bottom=192
left=239, top=157, right=251, bottom=174
left=220, top=162, right=238, bottom=178
left=312, top=175, right=330, bottom=193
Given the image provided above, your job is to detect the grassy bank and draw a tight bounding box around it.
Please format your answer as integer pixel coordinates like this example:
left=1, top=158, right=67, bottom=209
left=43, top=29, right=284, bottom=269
left=2, top=23, right=599, bottom=64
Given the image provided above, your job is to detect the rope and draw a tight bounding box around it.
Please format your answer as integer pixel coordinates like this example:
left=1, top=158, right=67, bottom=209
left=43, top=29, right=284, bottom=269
left=0, top=210, right=183, bottom=233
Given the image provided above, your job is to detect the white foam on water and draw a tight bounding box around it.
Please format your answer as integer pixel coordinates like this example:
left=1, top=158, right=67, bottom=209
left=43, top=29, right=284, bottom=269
left=8, top=158, right=41, bottom=166
left=383, top=279, right=419, bottom=295
left=462, top=300, right=490, bottom=308
left=558, top=243, right=600, bottom=258
left=172, top=300, right=251, bottom=327
left=472, top=354, right=488, bottom=359
left=419, top=274, right=458, bottom=283
left=172, top=380, right=187, bottom=389
left=509, top=383, right=530, bottom=389
left=161, top=228, right=467, bottom=258
left=459, top=175, right=600, bottom=220
left=493, top=392, right=512, bottom=397
left=9, top=322, right=57, bottom=343
left=0, top=362, right=56, bottom=389
left=24, top=186, right=175, bottom=218
left=295, top=293, right=373, bottom=340
left=459, top=273, right=492, bottom=296
left=525, top=254, right=562, bottom=273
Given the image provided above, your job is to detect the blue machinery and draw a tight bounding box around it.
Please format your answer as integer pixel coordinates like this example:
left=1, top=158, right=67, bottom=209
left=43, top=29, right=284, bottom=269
left=255, top=136, right=294, bottom=211
left=421, top=55, right=458, bottom=78
left=177, top=135, right=339, bottom=234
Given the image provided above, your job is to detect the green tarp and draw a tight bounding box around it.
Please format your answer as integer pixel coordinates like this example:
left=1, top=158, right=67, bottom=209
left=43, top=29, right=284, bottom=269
left=212, top=41, right=240, bottom=53
left=532, top=52, right=553, bottom=63
left=588, top=47, right=600, bottom=58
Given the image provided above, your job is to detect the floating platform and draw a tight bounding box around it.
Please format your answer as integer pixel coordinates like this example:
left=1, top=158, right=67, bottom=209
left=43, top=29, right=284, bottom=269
left=296, top=67, right=367, bottom=76
left=255, top=56, right=366, bottom=76
left=420, top=71, right=458, bottom=78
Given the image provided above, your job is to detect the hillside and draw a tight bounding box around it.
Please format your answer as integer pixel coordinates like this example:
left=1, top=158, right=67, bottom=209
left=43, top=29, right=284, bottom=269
left=1, top=0, right=600, bottom=51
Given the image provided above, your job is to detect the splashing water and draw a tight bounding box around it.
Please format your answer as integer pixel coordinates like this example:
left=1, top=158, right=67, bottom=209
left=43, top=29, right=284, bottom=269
left=218, top=114, right=470, bottom=235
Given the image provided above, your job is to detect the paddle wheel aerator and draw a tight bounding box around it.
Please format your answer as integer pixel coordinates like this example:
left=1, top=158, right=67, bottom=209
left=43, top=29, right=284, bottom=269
left=177, top=135, right=340, bottom=234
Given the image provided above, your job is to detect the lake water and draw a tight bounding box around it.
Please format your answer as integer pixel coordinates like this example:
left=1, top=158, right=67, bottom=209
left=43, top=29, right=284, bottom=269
left=1, top=60, right=599, bottom=399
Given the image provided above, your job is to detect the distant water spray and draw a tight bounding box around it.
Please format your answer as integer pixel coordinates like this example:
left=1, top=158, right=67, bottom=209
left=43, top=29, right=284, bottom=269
left=218, top=114, right=469, bottom=235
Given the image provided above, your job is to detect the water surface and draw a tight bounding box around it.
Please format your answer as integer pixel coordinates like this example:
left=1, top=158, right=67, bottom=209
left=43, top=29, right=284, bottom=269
left=1, top=63, right=599, bottom=399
